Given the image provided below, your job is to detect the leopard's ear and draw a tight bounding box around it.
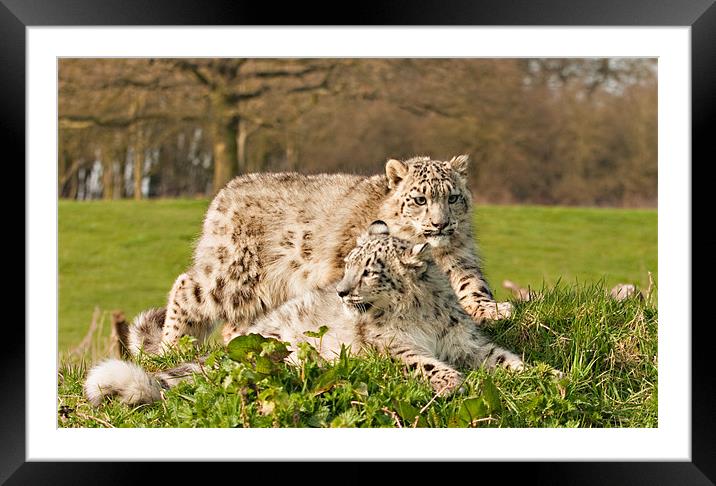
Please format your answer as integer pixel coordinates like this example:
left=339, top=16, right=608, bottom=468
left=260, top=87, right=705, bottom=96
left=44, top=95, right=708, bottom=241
left=385, top=158, right=408, bottom=189
left=447, top=154, right=470, bottom=177
left=358, top=220, right=389, bottom=245
left=367, top=220, right=390, bottom=236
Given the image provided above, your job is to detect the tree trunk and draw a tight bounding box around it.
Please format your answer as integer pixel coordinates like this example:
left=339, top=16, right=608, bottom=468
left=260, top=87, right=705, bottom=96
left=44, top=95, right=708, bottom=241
left=211, top=115, right=239, bottom=194
left=58, top=142, right=67, bottom=196
left=133, top=136, right=144, bottom=201
left=68, top=164, right=79, bottom=200
left=102, top=149, right=114, bottom=200
left=237, top=118, right=248, bottom=174
left=113, top=160, right=123, bottom=199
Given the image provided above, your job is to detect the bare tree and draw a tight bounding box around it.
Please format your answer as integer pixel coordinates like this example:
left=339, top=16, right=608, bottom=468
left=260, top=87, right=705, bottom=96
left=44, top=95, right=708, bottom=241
left=58, top=58, right=657, bottom=207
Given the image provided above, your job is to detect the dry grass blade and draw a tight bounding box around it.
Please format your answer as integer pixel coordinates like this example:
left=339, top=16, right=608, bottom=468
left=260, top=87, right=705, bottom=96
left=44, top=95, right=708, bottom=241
left=69, top=306, right=101, bottom=358
left=75, top=411, right=115, bottom=428
left=109, top=310, right=130, bottom=359
left=381, top=407, right=403, bottom=428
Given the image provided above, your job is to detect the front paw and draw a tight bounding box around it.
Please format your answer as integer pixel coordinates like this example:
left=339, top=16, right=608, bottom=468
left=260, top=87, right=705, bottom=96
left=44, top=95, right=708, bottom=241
left=430, top=369, right=464, bottom=395
left=496, top=352, right=525, bottom=371
left=477, top=301, right=513, bottom=320
left=221, top=323, right=241, bottom=345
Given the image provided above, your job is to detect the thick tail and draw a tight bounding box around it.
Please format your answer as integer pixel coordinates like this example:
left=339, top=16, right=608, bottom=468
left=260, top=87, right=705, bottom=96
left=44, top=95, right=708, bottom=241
left=127, top=307, right=166, bottom=356
left=84, top=358, right=204, bottom=407
left=84, top=359, right=163, bottom=406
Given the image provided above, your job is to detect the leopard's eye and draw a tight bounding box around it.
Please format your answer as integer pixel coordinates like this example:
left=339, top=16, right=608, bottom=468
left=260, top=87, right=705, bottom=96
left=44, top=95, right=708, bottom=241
left=414, top=196, right=427, bottom=206
left=448, top=194, right=460, bottom=204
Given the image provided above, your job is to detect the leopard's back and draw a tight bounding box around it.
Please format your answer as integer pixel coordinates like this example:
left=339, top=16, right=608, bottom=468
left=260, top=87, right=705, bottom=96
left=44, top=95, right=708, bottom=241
left=190, top=172, right=384, bottom=327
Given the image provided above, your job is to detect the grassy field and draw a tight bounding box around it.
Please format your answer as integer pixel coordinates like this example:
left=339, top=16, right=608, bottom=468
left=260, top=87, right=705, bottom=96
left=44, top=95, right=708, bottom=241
left=58, top=200, right=657, bottom=428
left=58, top=200, right=657, bottom=351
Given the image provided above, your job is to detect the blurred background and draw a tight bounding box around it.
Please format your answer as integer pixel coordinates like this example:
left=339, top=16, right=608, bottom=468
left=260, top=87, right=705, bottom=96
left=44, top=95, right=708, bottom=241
left=59, top=58, right=657, bottom=206
left=58, top=58, right=657, bottom=353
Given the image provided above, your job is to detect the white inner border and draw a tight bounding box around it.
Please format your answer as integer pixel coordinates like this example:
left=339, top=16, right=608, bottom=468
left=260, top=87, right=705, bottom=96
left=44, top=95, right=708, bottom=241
left=27, top=27, right=690, bottom=461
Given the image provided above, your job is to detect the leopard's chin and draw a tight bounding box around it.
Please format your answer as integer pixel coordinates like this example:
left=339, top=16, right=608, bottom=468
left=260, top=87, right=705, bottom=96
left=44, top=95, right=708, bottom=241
left=341, top=299, right=374, bottom=314
left=426, top=235, right=450, bottom=248
left=351, top=302, right=373, bottom=313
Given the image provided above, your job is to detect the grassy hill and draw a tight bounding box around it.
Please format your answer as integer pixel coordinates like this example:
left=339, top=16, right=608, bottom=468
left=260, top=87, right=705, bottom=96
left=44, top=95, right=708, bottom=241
left=58, top=200, right=657, bottom=428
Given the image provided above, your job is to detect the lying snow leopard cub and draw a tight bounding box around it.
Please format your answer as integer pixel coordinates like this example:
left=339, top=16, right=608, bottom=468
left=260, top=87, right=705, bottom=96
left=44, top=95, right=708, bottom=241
left=84, top=221, right=523, bottom=406
left=231, top=220, right=525, bottom=392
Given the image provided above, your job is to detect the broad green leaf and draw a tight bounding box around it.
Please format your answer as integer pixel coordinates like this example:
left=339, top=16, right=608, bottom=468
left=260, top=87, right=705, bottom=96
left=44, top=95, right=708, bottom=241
left=457, top=397, right=488, bottom=426
left=392, top=399, right=419, bottom=423
left=227, top=333, right=290, bottom=368
left=354, top=382, right=369, bottom=398
left=254, top=355, right=275, bottom=376
left=313, top=369, right=338, bottom=396
left=259, top=339, right=291, bottom=365
left=482, top=376, right=502, bottom=413
left=227, top=334, right=266, bottom=362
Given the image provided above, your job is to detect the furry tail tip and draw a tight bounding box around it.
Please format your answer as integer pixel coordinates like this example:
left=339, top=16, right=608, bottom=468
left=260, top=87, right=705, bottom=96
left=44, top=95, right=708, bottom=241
left=84, top=359, right=162, bottom=407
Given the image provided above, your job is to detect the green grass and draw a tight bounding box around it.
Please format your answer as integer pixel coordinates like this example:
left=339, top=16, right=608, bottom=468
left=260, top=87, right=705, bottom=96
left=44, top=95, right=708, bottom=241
left=58, top=200, right=657, bottom=428
left=59, top=199, right=208, bottom=349
left=58, top=284, right=657, bottom=428
left=475, top=205, right=657, bottom=300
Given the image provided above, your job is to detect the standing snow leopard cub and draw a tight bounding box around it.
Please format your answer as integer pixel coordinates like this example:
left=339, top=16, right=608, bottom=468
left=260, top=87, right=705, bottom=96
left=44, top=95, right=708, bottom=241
left=85, top=221, right=523, bottom=405
left=158, top=155, right=512, bottom=354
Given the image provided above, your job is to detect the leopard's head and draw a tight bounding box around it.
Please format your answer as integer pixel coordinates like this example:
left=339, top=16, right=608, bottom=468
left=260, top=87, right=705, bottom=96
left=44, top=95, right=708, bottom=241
left=384, top=155, right=472, bottom=248
left=336, top=220, right=431, bottom=313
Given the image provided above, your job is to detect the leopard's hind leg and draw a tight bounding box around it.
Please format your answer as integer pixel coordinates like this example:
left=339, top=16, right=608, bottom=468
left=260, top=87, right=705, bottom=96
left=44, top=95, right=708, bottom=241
left=160, top=272, right=217, bottom=353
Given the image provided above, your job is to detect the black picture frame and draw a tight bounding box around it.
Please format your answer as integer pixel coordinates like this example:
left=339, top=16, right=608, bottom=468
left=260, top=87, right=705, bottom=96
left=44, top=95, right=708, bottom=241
left=6, top=0, right=712, bottom=483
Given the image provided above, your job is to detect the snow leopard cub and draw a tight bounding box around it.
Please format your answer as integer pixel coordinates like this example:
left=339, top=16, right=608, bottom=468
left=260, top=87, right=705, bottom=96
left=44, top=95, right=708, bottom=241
left=238, top=220, right=524, bottom=394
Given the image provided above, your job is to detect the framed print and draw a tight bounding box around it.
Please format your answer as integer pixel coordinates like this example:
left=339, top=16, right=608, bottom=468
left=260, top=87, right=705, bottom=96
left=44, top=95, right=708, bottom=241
left=7, top=0, right=714, bottom=482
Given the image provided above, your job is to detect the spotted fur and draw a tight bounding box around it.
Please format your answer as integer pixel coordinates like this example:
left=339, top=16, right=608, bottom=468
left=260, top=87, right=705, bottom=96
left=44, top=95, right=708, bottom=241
left=157, top=155, right=510, bottom=354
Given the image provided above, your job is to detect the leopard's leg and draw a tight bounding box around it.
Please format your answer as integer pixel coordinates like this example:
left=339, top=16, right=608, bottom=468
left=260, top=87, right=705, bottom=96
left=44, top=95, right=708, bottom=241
left=160, top=272, right=216, bottom=354
left=387, top=341, right=464, bottom=395
left=221, top=321, right=240, bottom=345
left=432, top=248, right=513, bottom=324
left=451, top=265, right=513, bottom=321
left=451, top=325, right=525, bottom=371
left=472, top=343, right=524, bottom=371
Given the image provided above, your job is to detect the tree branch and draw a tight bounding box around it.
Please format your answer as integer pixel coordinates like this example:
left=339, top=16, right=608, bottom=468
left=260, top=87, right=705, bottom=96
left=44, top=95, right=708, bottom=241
left=59, top=113, right=203, bottom=129
left=173, top=60, right=216, bottom=89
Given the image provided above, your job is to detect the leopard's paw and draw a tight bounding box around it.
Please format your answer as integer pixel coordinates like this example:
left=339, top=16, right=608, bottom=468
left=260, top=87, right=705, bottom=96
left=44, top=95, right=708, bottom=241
left=477, top=301, right=513, bottom=321
left=495, top=352, right=525, bottom=372
left=430, top=369, right=464, bottom=396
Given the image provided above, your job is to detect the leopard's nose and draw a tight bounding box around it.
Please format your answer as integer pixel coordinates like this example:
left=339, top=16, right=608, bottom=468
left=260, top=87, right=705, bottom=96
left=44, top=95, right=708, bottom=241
left=431, top=221, right=448, bottom=231
left=336, top=282, right=351, bottom=297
